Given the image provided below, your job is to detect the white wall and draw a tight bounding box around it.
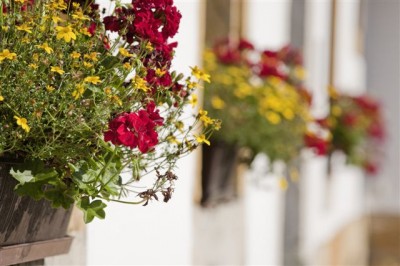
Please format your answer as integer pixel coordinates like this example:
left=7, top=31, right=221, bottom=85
left=87, top=1, right=201, bottom=265
left=244, top=1, right=291, bottom=265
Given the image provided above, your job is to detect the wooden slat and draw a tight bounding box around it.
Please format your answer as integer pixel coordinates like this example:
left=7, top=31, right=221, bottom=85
left=0, top=236, right=73, bottom=266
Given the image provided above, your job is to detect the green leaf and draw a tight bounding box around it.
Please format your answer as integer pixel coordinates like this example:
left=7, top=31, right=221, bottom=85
left=10, top=169, right=34, bottom=184
left=101, top=55, right=120, bottom=70
left=14, top=182, right=45, bottom=200
left=77, top=197, right=107, bottom=223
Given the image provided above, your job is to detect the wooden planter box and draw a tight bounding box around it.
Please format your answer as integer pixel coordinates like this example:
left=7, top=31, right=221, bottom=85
left=0, top=160, right=73, bottom=265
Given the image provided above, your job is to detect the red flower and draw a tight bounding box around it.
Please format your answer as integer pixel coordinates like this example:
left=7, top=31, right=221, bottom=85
left=104, top=105, right=164, bottom=153
left=364, top=161, right=379, bottom=175
left=304, top=132, right=330, bottom=156
left=367, top=122, right=385, bottom=140
left=354, top=95, right=380, bottom=113
left=88, top=23, right=97, bottom=36
left=342, top=112, right=358, bottom=127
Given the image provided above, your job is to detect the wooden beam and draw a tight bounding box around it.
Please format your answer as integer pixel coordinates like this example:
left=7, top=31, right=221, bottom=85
left=0, top=237, right=73, bottom=266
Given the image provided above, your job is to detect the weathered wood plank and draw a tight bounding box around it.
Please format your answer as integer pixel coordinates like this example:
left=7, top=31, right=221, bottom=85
left=0, top=237, right=73, bottom=266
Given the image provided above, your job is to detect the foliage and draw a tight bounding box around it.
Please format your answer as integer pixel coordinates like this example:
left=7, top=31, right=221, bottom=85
left=203, top=38, right=311, bottom=163
left=0, top=0, right=218, bottom=222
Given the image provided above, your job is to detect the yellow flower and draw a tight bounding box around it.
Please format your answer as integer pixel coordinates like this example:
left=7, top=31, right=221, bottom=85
left=190, top=66, right=211, bottom=83
left=70, top=51, right=81, bottom=59
left=145, top=42, right=153, bottom=52
left=112, top=95, right=122, bottom=106
left=265, top=111, right=281, bottom=125
left=33, top=53, right=39, bottom=61
left=0, top=95, right=4, bottom=101
left=155, top=68, right=166, bottom=77
left=234, top=83, right=253, bottom=98
left=72, top=10, right=89, bottom=21
left=133, top=76, right=149, bottom=92
left=328, top=86, right=339, bottom=99
left=123, top=62, right=131, bottom=70
left=278, top=177, right=288, bottom=191
left=195, top=134, right=210, bottom=146
left=46, top=85, right=55, bottom=92
left=199, top=109, right=213, bottom=127
left=211, top=96, right=225, bottom=109
left=83, top=61, right=93, bottom=68
left=2, top=26, right=9, bottom=31
left=80, top=28, right=92, bottom=37
left=16, top=24, right=33, bottom=33
left=56, top=25, right=76, bottom=42
left=282, top=109, right=294, bottom=120
left=84, top=52, right=98, bottom=62
left=52, top=16, right=64, bottom=24
left=0, top=49, right=17, bottom=62
left=15, top=0, right=25, bottom=3
left=189, top=94, right=198, bottom=108
left=51, top=66, right=65, bottom=75
left=14, top=116, right=30, bottom=133
left=36, top=43, right=53, bottom=54
left=29, top=63, right=38, bottom=69
left=72, top=84, right=85, bottom=99
left=331, top=105, right=342, bottom=117
left=187, top=81, right=200, bottom=90
left=84, top=76, right=101, bottom=85
left=119, top=47, right=134, bottom=58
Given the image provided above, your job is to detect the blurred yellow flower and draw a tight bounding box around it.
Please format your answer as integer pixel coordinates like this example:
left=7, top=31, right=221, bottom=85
left=50, top=66, right=64, bottom=75
left=0, top=49, right=17, bottom=61
left=189, top=94, right=198, bottom=108
left=36, top=43, right=53, bottom=54
left=190, top=66, right=210, bottom=83
left=278, top=177, right=288, bottom=191
left=211, top=96, right=225, bottom=109
left=196, top=134, right=210, bottom=146
left=56, top=26, right=76, bottom=42
left=14, top=116, right=30, bottom=133
left=84, top=76, right=101, bottom=84
left=16, top=24, right=33, bottom=33
left=119, top=47, right=133, bottom=58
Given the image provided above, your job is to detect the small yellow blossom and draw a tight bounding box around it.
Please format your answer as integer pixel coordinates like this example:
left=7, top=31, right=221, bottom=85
left=189, top=94, right=198, bottom=108
left=123, top=62, right=131, bottom=70
left=83, top=61, right=93, bottom=68
left=2, top=26, right=9, bottom=31
left=155, top=68, right=166, bottom=77
left=265, top=111, right=281, bottom=125
left=16, top=24, right=33, bottom=33
left=0, top=49, right=17, bottom=62
left=15, top=0, right=25, bottom=3
left=187, top=81, right=200, bottom=90
left=84, top=52, right=98, bottom=62
left=46, top=85, right=55, bottom=92
left=14, top=116, right=30, bottom=133
left=104, top=87, right=112, bottom=95
left=112, top=95, right=122, bottom=106
left=52, top=16, right=64, bottom=24
left=70, top=51, right=81, bottom=59
left=84, top=76, right=102, bottom=85
left=282, top=109, right=294, bottom=120
left=145, top=42, right=153, bottom=52
left=133, top=76, right=148, bottom=92
left=80, top=28, right=92, bottom=37
left=29, top=63, right=38, bottom=69
left=211, top=96, right=225, bottom=109
left=332, top=105, right=342, bottom=117
left=36, top=43, right=53, bottom=54
left=72, top=84, right=85, bottom=99
left=51, top=66, right=65, bottom=75
left=190, top=66, right=211, bottom=83
left=56, top=25, right=76, bottom=42
left=32, top=53, right=39, bottom=61
left=175, top=121, right=184, bottom=132
left=195, top=134, right=210, bottom=146
left=0, top=95, right=4, bottom=101
left=199, top=109, right=213, bottom=127
left=72, top=10, right=89, bottom=21
left=278, top=177, right=288, bottom=191
left=119, top=47, right=134, bottom=58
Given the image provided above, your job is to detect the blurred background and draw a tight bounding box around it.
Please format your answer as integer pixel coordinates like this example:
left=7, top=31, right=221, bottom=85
left=48, top=0, right=399, bottom=265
